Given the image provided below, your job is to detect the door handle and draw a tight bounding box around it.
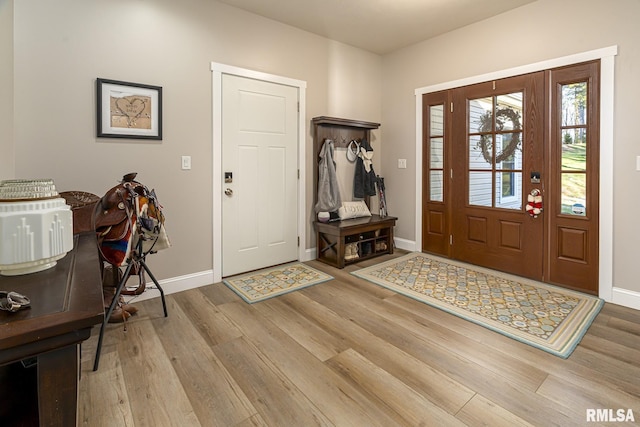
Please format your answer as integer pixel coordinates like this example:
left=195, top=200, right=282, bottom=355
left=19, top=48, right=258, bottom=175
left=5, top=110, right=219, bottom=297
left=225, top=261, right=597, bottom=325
left=224, top=188, right=233, bottom=196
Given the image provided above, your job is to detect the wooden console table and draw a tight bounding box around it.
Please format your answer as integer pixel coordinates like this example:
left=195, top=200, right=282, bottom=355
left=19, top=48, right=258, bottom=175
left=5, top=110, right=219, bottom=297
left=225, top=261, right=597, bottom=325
left=0, top=232, right=104, bottom=426
left=316, top=215, right=397, bottom=268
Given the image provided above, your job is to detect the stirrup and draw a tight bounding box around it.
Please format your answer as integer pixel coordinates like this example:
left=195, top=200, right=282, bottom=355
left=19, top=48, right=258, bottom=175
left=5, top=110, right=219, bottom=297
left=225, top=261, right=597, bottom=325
left=121, top=267, right=146, bottom=296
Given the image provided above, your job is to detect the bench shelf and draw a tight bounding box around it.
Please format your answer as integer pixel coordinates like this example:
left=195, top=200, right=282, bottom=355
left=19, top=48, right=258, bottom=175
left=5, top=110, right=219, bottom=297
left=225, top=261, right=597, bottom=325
left=315, top=214, right=397, bottom=269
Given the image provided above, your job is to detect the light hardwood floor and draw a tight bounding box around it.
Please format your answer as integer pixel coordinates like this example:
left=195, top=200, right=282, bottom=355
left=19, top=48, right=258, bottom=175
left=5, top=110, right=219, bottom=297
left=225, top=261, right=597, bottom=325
left=79, top=252, right=640, bottom=426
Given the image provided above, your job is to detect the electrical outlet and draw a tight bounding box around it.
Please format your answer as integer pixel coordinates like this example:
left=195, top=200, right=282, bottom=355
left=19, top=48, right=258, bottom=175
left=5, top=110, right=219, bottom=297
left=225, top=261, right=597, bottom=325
left=181, top=156, right=191, bottom=170
left=398, top=158, right=407, bottom=169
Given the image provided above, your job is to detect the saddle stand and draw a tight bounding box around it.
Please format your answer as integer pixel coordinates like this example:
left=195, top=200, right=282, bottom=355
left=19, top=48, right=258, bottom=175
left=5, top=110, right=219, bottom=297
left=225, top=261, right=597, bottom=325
left=93, top=238, right=168, bottom=371
left=92, top=173, right=171, bottom=372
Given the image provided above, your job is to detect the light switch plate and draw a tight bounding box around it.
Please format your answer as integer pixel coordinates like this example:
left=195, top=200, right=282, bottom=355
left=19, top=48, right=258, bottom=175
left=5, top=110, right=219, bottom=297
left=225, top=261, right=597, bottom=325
left=398, top=159, right=407, bottom=169
left=181, top=156, right=191, bottom=170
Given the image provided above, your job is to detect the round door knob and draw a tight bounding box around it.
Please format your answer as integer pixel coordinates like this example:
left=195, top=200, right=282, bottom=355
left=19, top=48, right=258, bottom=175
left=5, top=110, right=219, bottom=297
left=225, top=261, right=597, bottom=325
left=224, top=188, right=233, bottom=196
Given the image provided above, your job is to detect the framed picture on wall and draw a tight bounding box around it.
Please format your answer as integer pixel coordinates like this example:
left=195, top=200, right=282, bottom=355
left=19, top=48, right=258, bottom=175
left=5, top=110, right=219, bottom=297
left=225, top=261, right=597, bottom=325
left=96, top=78, right=163, bottom=140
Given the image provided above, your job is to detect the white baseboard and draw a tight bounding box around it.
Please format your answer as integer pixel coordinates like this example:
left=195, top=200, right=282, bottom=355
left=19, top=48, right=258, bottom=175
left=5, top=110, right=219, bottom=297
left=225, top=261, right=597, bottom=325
left=611, top=287, right=640, bottom=310
left=303, top=247, right=316, bottom=262
left=124, top=269, right=214, bottom=303
left=394, top=237, right=416, bottom=252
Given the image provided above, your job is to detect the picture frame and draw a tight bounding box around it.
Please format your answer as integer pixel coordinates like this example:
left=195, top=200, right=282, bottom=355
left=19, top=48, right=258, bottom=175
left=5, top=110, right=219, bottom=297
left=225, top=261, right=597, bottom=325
left=96, top=78, right=162, bottom=140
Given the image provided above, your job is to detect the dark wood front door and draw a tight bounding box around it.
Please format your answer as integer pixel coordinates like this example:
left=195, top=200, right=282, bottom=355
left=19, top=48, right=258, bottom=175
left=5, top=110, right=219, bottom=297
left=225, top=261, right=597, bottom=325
left=451, top=72, right=545, bottom=280
left=422, top=90, right=451, bottom=257
left=422, top=61, right=600, bottom=294
left=546, top=61, right=600, bottom=294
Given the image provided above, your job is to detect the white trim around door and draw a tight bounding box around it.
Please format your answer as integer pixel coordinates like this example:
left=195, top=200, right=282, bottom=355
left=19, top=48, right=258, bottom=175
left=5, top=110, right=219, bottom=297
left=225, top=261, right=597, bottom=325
left=414, top=46, right=617, bottom=304
left=211, top=62, right=307, bottom=284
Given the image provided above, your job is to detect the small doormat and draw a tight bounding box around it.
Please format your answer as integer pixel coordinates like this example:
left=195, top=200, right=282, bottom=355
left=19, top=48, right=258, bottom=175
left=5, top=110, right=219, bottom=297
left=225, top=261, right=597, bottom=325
left=223, top=263, right=333, bottom=303
left=352, top=253, right=603, bottom=358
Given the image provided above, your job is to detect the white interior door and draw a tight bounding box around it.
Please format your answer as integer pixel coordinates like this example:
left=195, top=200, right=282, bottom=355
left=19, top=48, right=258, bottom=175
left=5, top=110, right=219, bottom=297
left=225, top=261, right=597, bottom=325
left=222, top=74, right=298, bottom=277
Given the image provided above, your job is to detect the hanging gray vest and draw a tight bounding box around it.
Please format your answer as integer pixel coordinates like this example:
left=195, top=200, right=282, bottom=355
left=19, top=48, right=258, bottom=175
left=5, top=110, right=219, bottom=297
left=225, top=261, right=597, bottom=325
left=315, top=139, right=342, bottom=213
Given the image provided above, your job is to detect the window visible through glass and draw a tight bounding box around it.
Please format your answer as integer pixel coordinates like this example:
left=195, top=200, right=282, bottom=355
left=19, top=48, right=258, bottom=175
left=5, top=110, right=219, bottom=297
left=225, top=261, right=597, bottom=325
left=468, top=92, right=523, bottom=210
left=560, top=82, right=587, bottom=216
left=429, top=104, right=444, bottom=202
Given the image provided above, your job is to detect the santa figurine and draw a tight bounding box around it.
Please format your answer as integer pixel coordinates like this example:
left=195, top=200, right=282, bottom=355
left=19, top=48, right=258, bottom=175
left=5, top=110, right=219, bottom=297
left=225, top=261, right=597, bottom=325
left=526, top=189, right=543, bottom=218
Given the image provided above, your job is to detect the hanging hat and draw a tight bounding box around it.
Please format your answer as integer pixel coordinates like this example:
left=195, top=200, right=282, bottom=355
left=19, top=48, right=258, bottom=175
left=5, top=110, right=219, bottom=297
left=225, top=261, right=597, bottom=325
left=346, top=139, right=360, bottom=162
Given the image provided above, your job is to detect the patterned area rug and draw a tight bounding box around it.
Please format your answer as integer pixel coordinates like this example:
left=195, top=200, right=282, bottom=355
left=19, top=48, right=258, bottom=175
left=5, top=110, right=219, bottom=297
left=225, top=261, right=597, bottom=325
left=352, top=253, right=603, bottom=358
left=223, top=263, right=333, bottom=303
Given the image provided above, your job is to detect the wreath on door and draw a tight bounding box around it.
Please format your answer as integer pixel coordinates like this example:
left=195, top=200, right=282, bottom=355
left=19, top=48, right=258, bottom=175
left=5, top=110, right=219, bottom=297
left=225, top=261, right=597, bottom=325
left=477, top=107, right=522, bottom=164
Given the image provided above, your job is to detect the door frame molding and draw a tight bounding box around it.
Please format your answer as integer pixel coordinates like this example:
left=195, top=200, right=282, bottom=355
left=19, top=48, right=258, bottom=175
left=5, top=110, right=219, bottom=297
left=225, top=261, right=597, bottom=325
left=414, top=46, right=617, bottom=302
left=211, top=62, right=307, bottom=283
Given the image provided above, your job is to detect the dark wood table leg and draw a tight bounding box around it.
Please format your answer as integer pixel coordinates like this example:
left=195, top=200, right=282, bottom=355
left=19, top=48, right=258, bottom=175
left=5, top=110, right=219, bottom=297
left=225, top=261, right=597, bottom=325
left=337, top=236, right=345, bottom=269
left=37, top=344, right=79, bottom=427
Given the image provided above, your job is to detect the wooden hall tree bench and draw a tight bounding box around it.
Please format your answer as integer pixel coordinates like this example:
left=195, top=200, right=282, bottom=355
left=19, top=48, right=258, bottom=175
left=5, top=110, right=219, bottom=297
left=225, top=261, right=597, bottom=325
left=312, top=116, right=397, bottom=269
left=315, top=214, right=397, bottom=269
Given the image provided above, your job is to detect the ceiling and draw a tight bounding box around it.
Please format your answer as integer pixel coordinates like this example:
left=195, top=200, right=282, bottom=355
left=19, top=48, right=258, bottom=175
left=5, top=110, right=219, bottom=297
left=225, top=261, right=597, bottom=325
left=215, top=0, right=537, bottom=55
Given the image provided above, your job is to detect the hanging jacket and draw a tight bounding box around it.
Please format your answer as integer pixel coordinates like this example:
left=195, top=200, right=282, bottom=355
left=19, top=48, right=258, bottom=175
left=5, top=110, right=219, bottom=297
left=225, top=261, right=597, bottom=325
left=315, top=139, right=342, bottom=213
left=354, top=139, right=377, bottom=198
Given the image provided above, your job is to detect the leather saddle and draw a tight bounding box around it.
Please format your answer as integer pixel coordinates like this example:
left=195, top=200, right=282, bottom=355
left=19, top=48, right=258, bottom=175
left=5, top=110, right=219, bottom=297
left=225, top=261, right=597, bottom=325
left=94, top=173, right=144, bottom=266
left=94, top=172, right=169, bottom=270
left=95, top=173, right=138, bottom=242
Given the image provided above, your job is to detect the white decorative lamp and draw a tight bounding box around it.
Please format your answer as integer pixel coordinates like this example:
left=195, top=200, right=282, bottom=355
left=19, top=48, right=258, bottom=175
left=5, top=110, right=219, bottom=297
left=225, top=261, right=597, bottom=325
left=0, top=179, right=74, bottom=276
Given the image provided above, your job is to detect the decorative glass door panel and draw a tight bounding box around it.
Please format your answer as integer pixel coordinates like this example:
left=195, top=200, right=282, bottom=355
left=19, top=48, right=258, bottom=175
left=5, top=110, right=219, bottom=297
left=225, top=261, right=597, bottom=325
left=422, top=90, right=450, bottom=256
left=560, top=82, right=588, bottom=216
left=467, top=92, right=523, bottom=210
left=429, top=104, right=444, bottom=202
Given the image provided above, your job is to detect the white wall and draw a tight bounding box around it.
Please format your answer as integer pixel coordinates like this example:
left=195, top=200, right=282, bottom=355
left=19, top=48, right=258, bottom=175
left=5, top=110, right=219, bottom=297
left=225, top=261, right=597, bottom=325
left=325, top=40, right=383, bottom=216
left=380, top=0, right=640, bottom=294
left=7, top=0, right=640, bottom=300
left=0, top=0, right=14, bottom=180
left=8, top=0, right=382, bottom=281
